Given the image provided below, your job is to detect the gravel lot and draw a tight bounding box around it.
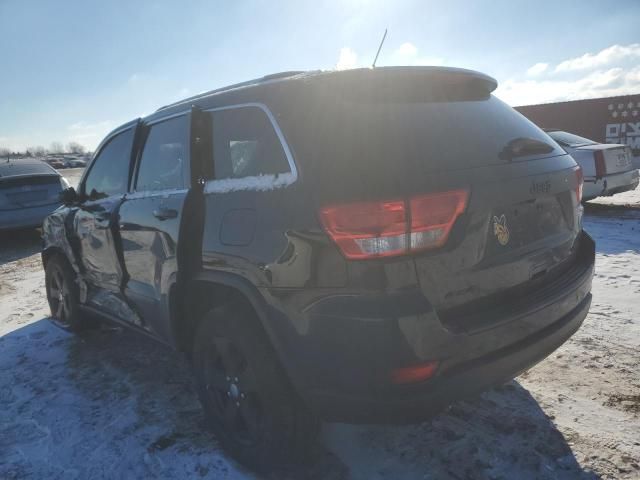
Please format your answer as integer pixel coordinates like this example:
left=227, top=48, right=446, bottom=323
left=0, top=172, right=638, bottom=480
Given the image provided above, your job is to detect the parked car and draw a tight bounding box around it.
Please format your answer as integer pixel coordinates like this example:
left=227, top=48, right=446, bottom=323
left=64, top=158, right=86, bottom=168
left=545, top=130, right=639, bottom=200
left=41, top=67, right=594, bottom=471
left=46, top=159, right=65, bottom=169
left=0, top=159, right=69, bottom=230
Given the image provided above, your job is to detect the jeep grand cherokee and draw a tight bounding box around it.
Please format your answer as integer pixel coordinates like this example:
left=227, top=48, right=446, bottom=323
left=42, top=67, right=594, bottom=470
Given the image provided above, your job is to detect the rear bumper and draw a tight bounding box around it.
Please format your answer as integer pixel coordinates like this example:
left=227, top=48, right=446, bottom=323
left=310, top=294, right=590, bottom=423
left=583, top=169, right=639, bottom=200
left=262, top=232, right=595, bottom=424
left=0, top=203, right=60, bottom=230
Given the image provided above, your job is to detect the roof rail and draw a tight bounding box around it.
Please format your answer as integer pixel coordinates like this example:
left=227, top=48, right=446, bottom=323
left=156, top=70, right=307, bottom=112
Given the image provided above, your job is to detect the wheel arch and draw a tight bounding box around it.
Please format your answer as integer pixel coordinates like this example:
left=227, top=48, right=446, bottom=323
left=174, top=271, right=285, bottom=361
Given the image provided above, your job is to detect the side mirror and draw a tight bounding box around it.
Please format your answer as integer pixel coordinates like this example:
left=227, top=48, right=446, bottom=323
left=60, top=186, right=80, bottom=205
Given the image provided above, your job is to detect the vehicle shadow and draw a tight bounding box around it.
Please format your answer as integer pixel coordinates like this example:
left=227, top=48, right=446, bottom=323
left=0, top=317, right=596, bottom=480
left=321, top=383, right=597, bottom=480
left=0, top=228, right=42, bottom=264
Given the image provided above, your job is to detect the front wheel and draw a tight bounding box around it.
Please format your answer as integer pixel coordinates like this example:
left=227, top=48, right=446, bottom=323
left=192, top=302, right=319, bottom=471
left=45, top=254, right=84, bottom=331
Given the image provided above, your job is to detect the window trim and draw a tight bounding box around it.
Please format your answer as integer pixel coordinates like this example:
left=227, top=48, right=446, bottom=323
left=132, top=113, right=190, bottom=194
left=79, top=125, right=136, bottom=199
left=202, top=102, right=299, bottom=193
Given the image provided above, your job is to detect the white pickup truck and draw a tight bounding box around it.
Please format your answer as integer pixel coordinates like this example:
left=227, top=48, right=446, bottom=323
left=546, top=130, right=639, bottom=201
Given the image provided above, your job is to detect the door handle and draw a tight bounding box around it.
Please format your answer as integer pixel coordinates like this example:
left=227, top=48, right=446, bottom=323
left=153, top=207, right=178, bottom=220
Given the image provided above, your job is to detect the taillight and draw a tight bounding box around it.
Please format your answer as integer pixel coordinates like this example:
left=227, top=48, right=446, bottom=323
left=594, top=150, right=606, bottom=178
left=574, top=166, right=583, bottom=203
left=391, top=360, right=439, bottom=384
left=319, top=200, right=407, bottom=259
left=320, top=189, right=468, bottom=260
left=410, top=190, right=469, bottom=250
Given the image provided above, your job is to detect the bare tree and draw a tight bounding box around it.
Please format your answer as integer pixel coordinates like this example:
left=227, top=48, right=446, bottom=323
left=0, top=147, right=10, bottom=158
left=49, top=141, right=64, bottom=154
left=33, top=146, right=46, bottom=157
left=66, top=141, right=86, bottom=154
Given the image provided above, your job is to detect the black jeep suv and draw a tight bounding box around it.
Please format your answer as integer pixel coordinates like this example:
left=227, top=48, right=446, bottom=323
left=42, top=67, right=594, bottom=470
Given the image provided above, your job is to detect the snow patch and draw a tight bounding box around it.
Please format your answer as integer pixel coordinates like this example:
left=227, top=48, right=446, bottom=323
left=204, top=172, right=296, bottom=194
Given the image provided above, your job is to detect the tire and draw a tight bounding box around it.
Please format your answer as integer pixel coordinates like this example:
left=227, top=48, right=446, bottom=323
left=45, top=253, right=84, bottom=332
left=192, top=301, right=319, bottom=471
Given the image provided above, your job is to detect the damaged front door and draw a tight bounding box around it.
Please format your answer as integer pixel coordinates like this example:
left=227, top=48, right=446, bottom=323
left=74, top=125, right=137, bottom=311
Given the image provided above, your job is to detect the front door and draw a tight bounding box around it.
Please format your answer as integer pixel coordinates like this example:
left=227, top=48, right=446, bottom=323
left=75, top=126, right=136, bottom=296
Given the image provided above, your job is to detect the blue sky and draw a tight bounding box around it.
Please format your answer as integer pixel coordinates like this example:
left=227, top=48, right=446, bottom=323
left=1, top=0, right=639, bottom=151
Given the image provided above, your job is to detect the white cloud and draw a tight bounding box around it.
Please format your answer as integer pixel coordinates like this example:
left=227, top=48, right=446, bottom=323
left=335, top=42, right=444, bottom=71
left=391, top=42, right=444, bottom=66
left=496, top=66, right=640, bottom=106
left=526, top=62, right=548, bottom=76
left=128, top=73, right=141, bottom=84
left=555, top=43, right=640, bottom=72
left=336, top=47, right=358, bottom=70
left=65, top=120, right=114, bottom=148
left=68, top=120, right=113, bottom=132
left=397, top=42, right=418, bottom=57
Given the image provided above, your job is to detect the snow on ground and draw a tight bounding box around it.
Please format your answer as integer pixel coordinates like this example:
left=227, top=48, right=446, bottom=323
left=589, top=181, right=640, bottom=208
left=0, top=178, right=639, bottom=479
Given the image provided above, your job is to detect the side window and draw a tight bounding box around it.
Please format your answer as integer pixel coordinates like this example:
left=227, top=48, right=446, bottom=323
left=83, top=128, right=134, bottom=198
left=136, top=116, right=189, bottom=191
left=212, top=107, right=290, bottom=179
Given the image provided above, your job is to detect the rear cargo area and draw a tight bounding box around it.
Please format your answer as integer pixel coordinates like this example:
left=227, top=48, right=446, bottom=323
left=278, top=68, right=584, bottom=313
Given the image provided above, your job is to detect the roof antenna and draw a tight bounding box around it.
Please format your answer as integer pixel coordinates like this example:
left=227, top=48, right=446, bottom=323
left=371, top=28, right=388, bottom=68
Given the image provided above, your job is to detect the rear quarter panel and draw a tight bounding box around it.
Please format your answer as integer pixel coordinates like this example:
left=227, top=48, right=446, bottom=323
left=201, top=183, right=347, bottom=290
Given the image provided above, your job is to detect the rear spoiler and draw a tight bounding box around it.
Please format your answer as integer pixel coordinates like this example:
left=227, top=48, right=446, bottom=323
left=308, top=66, right=498, bottom=94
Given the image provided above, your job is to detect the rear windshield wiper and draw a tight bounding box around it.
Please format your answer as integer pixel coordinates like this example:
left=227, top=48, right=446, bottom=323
left=499, top=137, right=554, bottom=161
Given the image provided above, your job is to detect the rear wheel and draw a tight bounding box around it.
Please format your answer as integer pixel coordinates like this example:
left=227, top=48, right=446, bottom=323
left=192, top=302, right=319, bottom=471
left=45, top=254, right=84, bottom=331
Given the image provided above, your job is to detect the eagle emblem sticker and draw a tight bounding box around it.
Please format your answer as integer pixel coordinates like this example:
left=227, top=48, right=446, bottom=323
left=493, top=215, right=510, bottom=246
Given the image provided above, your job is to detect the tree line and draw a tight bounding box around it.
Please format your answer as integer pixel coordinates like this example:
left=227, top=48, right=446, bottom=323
left=0, top=141, right=89, bottom=158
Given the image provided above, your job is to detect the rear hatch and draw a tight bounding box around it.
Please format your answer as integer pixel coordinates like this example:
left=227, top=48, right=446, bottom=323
left=577, top=144, right=634, bottom=176
left=0, top=174, right=63, bottom=210
left=279, top=67, right=583, bottom=315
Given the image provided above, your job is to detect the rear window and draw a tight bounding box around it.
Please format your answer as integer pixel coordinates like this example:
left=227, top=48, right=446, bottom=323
left=547, top=130, right=597, bottom=147
left=280, top=93, right=564, bottom=200
left=0, top=175, right=60, bottom=188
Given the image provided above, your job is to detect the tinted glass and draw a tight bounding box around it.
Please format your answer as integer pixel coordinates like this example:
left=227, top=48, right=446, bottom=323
left=83, top=128, right=134, bottom=198
left=211, top=107, right=290, bottom=179
left=136, top=116, right=189, bottom=191
left=547, top=130, right=596, bottom=147
left=279, top=93, right=565, bottom=200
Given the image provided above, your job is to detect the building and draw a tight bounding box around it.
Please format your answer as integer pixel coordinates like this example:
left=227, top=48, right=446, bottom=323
left=516, top=94, right=640, bottom=167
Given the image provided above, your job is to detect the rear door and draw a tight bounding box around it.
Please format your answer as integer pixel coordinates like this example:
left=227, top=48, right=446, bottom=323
left=117, top=112, right=194, bottom=340
left=74, top=126, right=136, bottom=293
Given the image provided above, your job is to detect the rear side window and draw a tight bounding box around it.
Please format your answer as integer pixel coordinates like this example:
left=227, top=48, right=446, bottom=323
left=83, top=128, right=134, bottom=198
left=136, top=116, right=189, bottom=191
left=211, top=107, right=290, bottom=179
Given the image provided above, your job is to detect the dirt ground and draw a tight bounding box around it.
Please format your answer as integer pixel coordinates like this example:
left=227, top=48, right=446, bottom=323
left=0, top=175, right=638, bottom=479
